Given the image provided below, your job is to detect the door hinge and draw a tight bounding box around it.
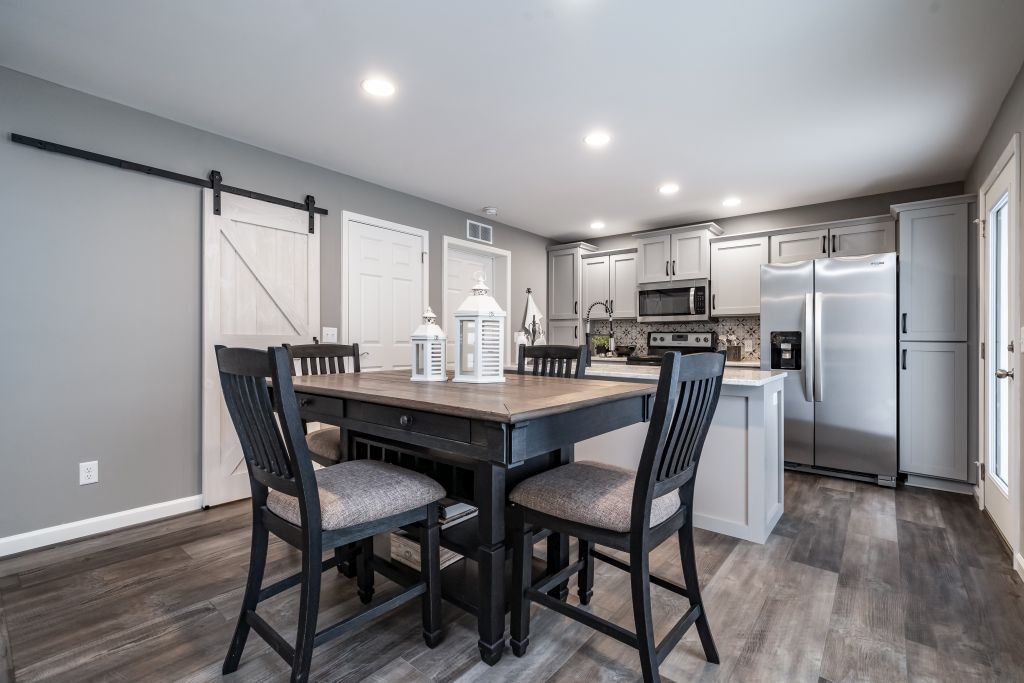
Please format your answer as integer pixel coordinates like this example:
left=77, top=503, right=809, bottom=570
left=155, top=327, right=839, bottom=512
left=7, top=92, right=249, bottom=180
left=974, top=217, right=985, bottom=238
left=421, top=251, right=427, bottom=264
left=977, top=460, right=986, bottom=481
left=981, top=342, right=985, bottom=360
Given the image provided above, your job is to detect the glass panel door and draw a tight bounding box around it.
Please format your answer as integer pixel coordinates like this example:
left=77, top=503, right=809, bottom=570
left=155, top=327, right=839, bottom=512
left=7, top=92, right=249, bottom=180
left=992, top=196, right=1011, bottom=490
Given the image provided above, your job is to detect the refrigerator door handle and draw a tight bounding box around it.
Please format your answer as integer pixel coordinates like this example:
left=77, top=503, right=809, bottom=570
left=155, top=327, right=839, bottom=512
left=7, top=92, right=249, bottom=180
left=813, top=292, right=823, bottom=402
left=804, top=292, right=814, bottom=401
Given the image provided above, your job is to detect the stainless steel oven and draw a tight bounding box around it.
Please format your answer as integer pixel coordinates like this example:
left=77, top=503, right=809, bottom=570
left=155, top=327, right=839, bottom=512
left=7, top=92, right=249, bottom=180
left=636, top=279, right=710, bottom=322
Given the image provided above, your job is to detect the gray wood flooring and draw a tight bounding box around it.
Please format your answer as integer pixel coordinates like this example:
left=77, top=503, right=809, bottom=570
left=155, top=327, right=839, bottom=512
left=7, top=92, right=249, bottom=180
left=2, top=472, right=1023, bottom=682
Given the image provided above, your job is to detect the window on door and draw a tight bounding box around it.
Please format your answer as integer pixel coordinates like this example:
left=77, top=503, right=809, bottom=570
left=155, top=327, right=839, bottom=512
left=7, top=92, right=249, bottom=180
left=991, top=193, right=1011, bottom=489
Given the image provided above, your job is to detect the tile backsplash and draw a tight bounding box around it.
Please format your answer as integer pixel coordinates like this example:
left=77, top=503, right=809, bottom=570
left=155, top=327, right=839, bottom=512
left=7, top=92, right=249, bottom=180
left=599, top=316, right=761, bottom=361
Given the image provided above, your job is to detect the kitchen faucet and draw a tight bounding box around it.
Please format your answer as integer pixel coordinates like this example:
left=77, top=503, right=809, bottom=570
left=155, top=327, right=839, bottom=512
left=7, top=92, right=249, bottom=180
left=584, top=300, right=615, bottom=366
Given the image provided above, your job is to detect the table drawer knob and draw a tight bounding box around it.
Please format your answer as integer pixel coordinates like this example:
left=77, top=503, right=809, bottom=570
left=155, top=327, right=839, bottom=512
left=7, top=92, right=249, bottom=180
left=299, top=398, right=312, bottom=407
left=399, top=414, right=412, bottom=428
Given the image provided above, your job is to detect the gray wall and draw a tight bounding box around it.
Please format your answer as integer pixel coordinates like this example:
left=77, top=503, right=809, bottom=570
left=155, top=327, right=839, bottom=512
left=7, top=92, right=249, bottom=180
left=0, top=67, right=550, bottom=537
left=587, top=182, right=965, bottom=251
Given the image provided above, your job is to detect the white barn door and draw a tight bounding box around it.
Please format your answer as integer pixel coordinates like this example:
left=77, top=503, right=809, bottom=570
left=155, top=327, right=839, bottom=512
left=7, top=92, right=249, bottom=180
left=202, top=189, right=320, bottom=506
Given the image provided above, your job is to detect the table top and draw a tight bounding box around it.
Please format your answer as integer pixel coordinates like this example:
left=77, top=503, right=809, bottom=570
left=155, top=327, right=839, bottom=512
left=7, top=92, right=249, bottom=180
left=290, top=370, right=655, bottom=424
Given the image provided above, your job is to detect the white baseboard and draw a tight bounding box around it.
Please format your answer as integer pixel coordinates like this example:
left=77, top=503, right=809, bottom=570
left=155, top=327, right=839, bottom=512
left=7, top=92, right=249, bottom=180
left=903, top=474, right=976, bottom=495
left=1015, top=553, right=1024, bottom=583
left=0, top=495, right=203, bottom=558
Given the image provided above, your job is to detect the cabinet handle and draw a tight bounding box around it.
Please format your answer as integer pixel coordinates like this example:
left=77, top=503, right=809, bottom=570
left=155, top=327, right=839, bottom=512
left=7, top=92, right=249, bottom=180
left=901, top=313, right=907, bottom=334
left=665, top=261, right=669, bottom=276
left=901, top=349, right=907, bottom=370
left=299, top=398, right=312, bottom=407
left=574, top=301, right=578, bottom=315
left=712, top=293, right=717, bottom=310
left=610, top=299, right=614, bottom=314
left=821, top=235, right=827, bottom=254
left=672, top=260, right=676, bottom=276
left=831, top=235, right=837, bottom=253
left=399, top=414, right=413, bottom=428
left=574, top=325, right=578, bottom=339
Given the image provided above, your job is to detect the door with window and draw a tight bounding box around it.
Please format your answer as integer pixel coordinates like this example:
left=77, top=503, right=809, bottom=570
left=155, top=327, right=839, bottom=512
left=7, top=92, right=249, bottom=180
left=446, top=247, right=494, bottom=363
left=981, top=136, right=1020, bottom=551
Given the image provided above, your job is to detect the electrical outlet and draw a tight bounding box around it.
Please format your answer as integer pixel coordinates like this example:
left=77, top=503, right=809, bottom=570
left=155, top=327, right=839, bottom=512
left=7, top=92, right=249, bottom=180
left=79, top=461, right=98, bottom=485
left=321, top=326, right=338, bottom=343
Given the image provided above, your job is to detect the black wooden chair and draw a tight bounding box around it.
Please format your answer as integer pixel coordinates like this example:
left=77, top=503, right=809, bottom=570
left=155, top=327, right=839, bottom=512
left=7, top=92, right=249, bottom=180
left=216, top=346, right=444, bottom=683
left=282, top=342, right=361, bottom=467
left=508, top=351, right=725, bottom=683
left=517, top=344, right=587, bottom=379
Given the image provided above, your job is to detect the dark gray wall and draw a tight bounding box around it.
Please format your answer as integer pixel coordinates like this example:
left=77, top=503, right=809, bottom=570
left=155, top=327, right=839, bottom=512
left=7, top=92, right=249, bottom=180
left=967, top=61, right=1024, bottom=192
left=587, top=182, right=965, bottom=251
left=0, top=67, right=550, bottom=537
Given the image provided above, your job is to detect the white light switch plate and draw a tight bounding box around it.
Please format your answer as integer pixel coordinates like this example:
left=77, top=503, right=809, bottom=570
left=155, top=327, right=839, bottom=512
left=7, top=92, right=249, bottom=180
left=322, top=326, right=338, bottom=343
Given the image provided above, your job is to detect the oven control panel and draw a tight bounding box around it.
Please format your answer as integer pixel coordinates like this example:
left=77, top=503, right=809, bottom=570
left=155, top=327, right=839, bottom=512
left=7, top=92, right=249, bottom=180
left=647, top=331, right=716, bottom=349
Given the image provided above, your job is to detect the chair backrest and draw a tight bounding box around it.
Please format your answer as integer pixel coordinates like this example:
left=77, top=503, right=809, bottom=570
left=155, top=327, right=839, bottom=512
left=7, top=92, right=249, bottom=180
left=284, top=342, right=361, bottom=375
left=632, top=352, right=725, bottom=529
left=517, top=344, right=587, bottom=379
left=216, top=345, right=321, bottom=529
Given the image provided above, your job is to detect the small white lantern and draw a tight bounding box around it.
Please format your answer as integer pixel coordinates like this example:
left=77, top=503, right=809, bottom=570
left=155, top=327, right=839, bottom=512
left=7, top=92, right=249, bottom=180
left=454, top=276, right=507, bottom=383
left=410, top=307, right=447, bottom=382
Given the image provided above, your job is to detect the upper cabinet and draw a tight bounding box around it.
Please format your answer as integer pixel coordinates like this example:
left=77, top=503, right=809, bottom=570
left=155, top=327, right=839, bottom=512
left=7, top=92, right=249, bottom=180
left=896, top=201, right=970, bottom=342
left=548, top=242, right=597, bottom=320
left=581, top=249, right=637, bottom=320
left=635, top=223, right=722, bottom=284
left=768, top=217, right=895, bottom=263
left=710, top=236, right=769, bottom=316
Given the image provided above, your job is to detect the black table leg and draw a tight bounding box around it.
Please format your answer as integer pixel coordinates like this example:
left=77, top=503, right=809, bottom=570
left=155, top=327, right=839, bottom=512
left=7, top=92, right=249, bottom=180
left=546, top=445, right=573, bottom=601
left=476, top=462, right=507, bottom=665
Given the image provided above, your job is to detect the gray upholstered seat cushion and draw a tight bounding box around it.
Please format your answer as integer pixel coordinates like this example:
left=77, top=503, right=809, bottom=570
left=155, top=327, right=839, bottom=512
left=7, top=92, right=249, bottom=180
left=509, top=462, right=680, bottom=533
left=267, top=459, right=446, bottom=530
left=306, top=426, right=341, bottom=463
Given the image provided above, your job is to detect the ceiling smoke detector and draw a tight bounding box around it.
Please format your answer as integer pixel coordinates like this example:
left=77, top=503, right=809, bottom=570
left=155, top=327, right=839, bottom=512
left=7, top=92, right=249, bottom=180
left=482, top=206, right=499, bottom=216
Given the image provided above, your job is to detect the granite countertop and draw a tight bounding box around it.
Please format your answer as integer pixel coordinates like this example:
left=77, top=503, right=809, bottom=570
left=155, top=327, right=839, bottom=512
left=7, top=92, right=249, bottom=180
left=584, top=360, right=785, bottom=387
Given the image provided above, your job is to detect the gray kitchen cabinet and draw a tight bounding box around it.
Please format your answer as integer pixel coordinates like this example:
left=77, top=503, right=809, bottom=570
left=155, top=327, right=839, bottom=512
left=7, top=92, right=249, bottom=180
left=671, top=231, right=709, bottom=280
left=547, top=318, right=580, bottom=346
left=769, top=228, right=829, bottom=263
left=899, top=342, right=968, bottom=480
left=898, top=203, right=969, bottom=341
left=710, top=236, right=769, bottom=316
left=830, top=219, right=896, bottom=257
left=581, top=255, right=610, bottom=319
left=548, top=248, right=579, bottom=319
left=636, top=234, right=672, bottom=283
left=610, top=252, right=638, bottom=318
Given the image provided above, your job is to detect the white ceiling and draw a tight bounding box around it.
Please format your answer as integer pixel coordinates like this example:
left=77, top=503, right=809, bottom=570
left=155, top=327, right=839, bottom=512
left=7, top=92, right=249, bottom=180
left=2, top=1, right=1023, bottom=241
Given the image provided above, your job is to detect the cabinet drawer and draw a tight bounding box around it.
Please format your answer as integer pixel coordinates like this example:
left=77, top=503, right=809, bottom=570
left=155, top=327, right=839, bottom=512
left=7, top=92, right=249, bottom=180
left=347, top=401, right=473, bottom=443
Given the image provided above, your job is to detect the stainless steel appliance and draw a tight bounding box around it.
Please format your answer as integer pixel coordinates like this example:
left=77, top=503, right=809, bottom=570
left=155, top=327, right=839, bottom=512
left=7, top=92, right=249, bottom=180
left=637, top=279, right=710, bottom=323
left=760, top=253, right=897, bottom=485
left=627, top=330, right=717, bottom=365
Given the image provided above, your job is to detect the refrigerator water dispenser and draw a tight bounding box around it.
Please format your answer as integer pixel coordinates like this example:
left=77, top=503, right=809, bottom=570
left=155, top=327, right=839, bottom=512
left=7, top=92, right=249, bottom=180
left=769, top=331, right=802, bottom=370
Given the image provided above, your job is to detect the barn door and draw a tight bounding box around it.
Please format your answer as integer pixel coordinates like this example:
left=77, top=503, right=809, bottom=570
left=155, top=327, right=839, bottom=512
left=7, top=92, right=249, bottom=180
left=202, top=189, right=320, bottom=506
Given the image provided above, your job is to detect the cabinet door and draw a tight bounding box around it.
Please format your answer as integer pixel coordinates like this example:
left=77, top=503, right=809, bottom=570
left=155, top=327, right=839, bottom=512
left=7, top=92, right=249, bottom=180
left=830, top=220, right=896, bottom=258
left=898, top=204, right=968, bottom=341
left=609, top=252, right=638, bottom=319
left=671, top=231, right=709, bottom=279
left=769, top=229, right=828, bottom=263
left=899, top=342, right=968, bottom=480
left=581, top=256, right=610, bottom=320
left=636, top=235, right=672, bottom=284
left=548, top=249, right=579, bottom=319
left=710, top=237, right=769, bottom=316
left=547, top=318, right=580, bottom=346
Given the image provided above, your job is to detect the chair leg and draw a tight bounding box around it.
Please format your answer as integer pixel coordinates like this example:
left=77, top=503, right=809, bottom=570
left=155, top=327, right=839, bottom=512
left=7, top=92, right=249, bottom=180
left=578, top=539, right=594, bottom=606
left=510, top=513, right=533, bottom=657
left=679, top=521, right=719, bottom=664
left=335, top=543, right=358, bottom=578
left=419, top=506, right=443, bottom=648
left=356, top=537, right=375, bottom=604
left=291, top=543, right=323, bottom=683
left=630, top=547, right=661, bottom=683
left=223, top=521, right=269, bottom=674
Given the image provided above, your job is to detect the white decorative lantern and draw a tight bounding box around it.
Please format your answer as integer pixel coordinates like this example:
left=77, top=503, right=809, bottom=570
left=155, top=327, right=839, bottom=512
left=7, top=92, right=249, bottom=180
left=454, top=276, right=506, bottom=383
left=410, top=307, right=447, bottom=382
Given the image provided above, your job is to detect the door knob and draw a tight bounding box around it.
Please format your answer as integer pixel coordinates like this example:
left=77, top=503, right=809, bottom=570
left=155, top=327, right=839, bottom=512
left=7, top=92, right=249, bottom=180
left=995, top=369, right=1015, bottom=380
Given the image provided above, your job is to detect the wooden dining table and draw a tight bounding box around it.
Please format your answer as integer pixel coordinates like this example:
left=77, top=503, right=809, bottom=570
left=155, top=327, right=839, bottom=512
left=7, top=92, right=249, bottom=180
left=289, top=369, right=657, bottom=665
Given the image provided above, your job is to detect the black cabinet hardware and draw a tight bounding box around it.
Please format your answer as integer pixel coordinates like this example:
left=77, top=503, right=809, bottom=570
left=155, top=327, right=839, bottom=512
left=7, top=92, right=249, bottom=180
left=901, top=313, right=907, bottom=334
left=399, top=414, right=412, bottom=428
left=821, top=235, right=827, bottom=254
left=831, top=235, right=837, bottom=253
left=665, top=261, right=669, bottom=276
left=671, top=260, right=676, bottom=276
left=901, top=349, right=907, bottom=370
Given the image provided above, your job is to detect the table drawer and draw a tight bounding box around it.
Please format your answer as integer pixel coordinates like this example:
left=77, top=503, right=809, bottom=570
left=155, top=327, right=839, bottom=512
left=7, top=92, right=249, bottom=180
left=347, top=401, right=473, bottom=443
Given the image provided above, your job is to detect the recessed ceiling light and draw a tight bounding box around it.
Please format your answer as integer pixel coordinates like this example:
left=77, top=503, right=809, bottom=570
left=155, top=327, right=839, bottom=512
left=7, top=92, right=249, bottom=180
left=361, top=77, right=396, bottom=97
left=583, top=131, right=611, bottom=148
left=722, top=196, right=742, bottom=207
left=590, top=220, right=605, bottom=230
left=658, top=183, right=680, bottom=195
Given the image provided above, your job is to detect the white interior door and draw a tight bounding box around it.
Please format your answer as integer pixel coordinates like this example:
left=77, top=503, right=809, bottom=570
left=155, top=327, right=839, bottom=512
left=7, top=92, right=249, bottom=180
left=981, top=136, right=1020, bottom=553
left=202, top=190, right=320, bottom=506
left=345, top=215, right=427, bottom=370
left=446, top=247, right=495, bottom=362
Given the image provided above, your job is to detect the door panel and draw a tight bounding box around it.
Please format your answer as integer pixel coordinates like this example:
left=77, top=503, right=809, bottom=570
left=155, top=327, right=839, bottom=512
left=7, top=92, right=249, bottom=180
left=547, top=318, right=579, bottom=346
left=830, top=220, right=896, bottom=258
left=899, top=342, right=968, bottom=480
left=202, top=190, right=320, bottom=506
left=637, top=235, right=671, bottom=283
left=610, top=252, right=638, bottom=319
left=446, top=248, right=495, bottom=363
left=548, top=249, right=578, bottom=318
left=582, top=256, right=610, bottom=319
left=671, top=232, right=708, bottom=280
left=710, top=236, right=769, bottom=316
left=769, top=229, right=828, bottom=264
left=813, top=255, right=897, bottom=477
left=759, top=260, right=814, bottom=465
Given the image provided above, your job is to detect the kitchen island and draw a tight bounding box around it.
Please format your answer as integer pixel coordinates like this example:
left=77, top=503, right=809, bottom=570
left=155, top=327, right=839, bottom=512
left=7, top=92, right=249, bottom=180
left=576, top=361, right=786, bottom=544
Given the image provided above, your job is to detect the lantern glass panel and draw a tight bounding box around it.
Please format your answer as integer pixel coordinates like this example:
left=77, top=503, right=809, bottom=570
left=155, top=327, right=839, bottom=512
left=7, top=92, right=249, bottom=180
left=414, top=344, right=425, bottom=375
left=460, top=319, right=476, bottom=372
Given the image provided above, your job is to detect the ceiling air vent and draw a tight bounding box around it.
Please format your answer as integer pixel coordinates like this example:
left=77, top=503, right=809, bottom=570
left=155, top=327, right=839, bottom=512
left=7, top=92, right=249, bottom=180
left=467, top=219, right=494, bottom=244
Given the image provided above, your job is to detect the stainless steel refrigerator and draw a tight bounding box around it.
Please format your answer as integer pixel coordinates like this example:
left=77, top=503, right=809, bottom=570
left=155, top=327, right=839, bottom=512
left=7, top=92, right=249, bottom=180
left=760, top=253, right=897, bottom=485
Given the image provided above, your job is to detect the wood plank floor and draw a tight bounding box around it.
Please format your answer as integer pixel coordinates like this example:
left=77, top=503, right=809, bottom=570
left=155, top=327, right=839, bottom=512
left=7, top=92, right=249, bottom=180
left=2, top=472, right=1023, bottom=682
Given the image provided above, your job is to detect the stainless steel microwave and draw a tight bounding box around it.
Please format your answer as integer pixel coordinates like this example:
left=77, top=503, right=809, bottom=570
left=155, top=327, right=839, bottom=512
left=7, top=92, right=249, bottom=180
left=636, top=279, right=710, bottom=322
